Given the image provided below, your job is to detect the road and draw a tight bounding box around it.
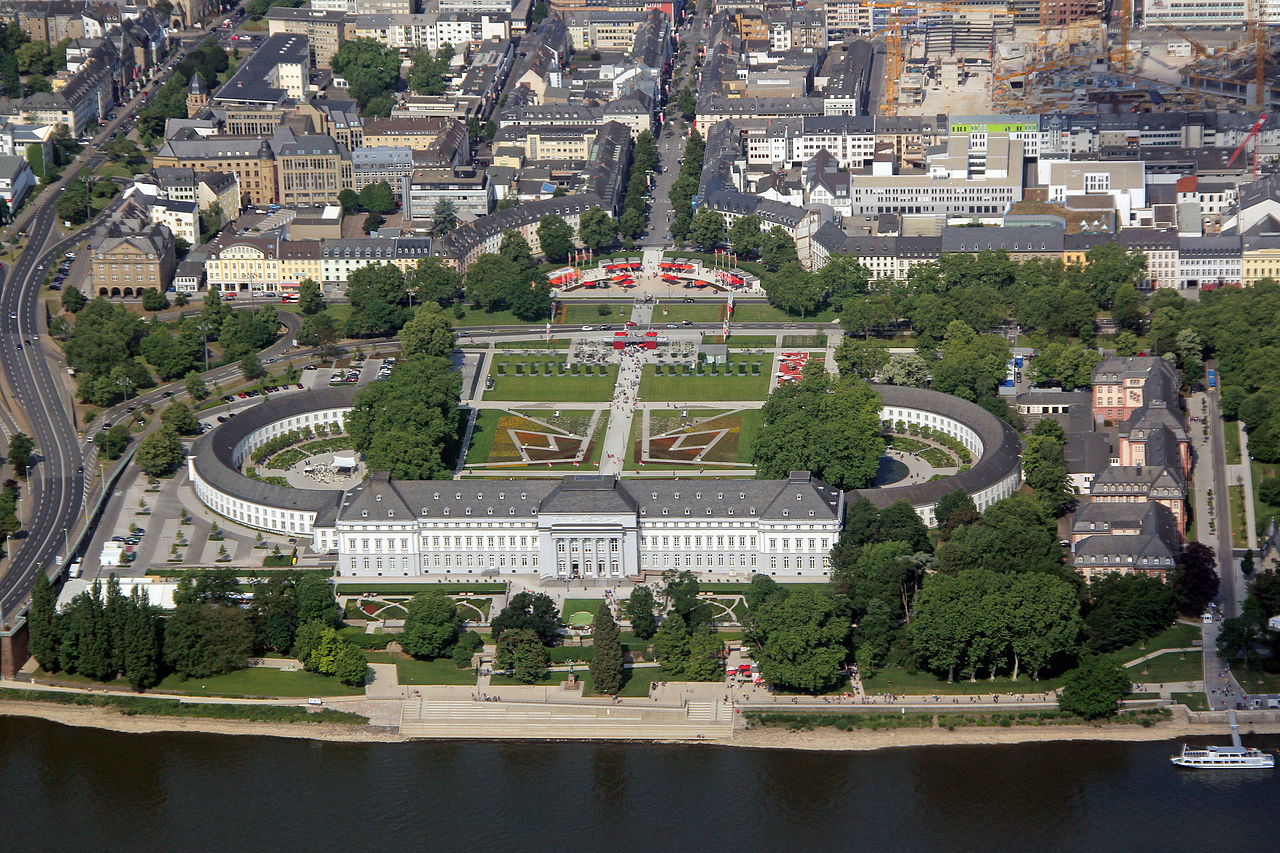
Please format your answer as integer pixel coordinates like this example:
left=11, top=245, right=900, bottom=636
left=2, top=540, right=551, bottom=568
left=0, top=26, right=218, bottom=622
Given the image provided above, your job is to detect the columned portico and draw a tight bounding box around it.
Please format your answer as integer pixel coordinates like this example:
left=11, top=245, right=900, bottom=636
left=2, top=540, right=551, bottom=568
left=539, top=518, right=639, bottom=579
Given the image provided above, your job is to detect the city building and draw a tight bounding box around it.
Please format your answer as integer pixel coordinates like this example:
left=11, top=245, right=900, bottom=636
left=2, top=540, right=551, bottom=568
left=265, top=7, right=349, bottom=68
left=0, top=155, right=36, bottom=209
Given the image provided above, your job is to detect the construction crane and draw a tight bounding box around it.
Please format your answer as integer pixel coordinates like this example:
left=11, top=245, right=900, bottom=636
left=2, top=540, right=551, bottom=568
left=857, top=1, right=1016, bottom=115
left=1227, top=113, right=1268, bottom=182
left=1255, top=19, right=1268, bottom=113
left=992, top=54, right=1108, bottom=108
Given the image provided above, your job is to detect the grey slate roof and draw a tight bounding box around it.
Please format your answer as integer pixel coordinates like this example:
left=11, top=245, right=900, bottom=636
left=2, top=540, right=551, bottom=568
left=850, top=384, right=1023, bottom=510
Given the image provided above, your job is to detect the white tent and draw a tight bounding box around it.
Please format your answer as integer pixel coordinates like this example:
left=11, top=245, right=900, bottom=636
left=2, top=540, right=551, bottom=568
left=331, top=452, right=358, bottom=471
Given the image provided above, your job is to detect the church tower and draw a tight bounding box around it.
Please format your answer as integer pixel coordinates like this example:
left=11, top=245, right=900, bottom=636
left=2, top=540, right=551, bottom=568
left=186, top=71, right=208, bottom=118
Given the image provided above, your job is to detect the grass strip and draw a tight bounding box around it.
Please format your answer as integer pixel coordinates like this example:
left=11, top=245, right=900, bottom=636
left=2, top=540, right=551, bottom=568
left=0, top=687, right=368, bottom=724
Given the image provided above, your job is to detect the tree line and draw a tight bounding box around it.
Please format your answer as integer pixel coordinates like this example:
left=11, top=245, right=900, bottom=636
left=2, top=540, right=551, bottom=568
left=27, top=569, right=365, bottom=689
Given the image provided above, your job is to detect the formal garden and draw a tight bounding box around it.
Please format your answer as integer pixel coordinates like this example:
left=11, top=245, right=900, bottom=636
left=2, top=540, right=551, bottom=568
left=638, top=354, right=774, bottom=401
left=465, top=408, right=608, bottom=470
left=627, top=408, right=763, bottom=469
left=484, top=356, right=619, bottom=401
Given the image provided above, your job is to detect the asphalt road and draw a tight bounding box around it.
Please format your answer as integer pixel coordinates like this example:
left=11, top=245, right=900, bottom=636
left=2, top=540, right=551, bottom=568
left=0, top=28, right=214, bottom=621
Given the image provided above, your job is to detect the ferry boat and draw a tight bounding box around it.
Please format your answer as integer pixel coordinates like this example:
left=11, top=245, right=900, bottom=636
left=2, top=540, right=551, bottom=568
left=1171, top=711, right=1275, bottom=769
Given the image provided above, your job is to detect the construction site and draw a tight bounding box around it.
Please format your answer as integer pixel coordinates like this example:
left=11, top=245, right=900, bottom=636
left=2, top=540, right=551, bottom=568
left=855, top=2, right=1278, bottom=117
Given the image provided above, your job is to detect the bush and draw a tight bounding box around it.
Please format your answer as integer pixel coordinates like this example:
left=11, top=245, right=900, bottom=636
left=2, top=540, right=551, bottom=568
left=1260, top=476, right=1280, bottom=507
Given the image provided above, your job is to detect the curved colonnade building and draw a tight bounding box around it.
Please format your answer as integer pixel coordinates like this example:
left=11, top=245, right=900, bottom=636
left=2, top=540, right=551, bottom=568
left=187, top=384, right=1021, bottom=580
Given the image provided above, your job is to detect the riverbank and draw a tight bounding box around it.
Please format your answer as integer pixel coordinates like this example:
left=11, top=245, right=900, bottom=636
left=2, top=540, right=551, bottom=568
left=5, top=695, right=1280, bottom=750
left=730, top=718, right=1280, bottom=752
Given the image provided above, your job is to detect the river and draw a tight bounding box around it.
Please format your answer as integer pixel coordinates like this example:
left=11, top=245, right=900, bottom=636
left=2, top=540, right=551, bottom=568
left=4, top=717, right=1279, bottom=851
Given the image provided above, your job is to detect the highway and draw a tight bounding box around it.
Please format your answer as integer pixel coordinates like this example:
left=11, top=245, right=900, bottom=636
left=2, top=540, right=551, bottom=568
left=0, top=29, right=213, bottom=621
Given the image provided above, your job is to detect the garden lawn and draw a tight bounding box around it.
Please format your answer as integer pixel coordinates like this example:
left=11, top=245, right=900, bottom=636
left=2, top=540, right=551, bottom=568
left=562, top=303, right=632, bottom=324
left=1229, top=485, right=1249, bottom=548
left=652, top=302, right=728, bottom=323
left=1103, top=622, right=1202, bottom=667
left=860, top=667, right=1066, bottom=696
left=495, top=339, right=570, bottom=349
left=731, top=302, right=836, bottom=323
left=1235, top=665, right=1280, bottom=694
left=152, top=667, right=364, bottom=697
left=486, top=358, right=618, bottom=402
left=639, top=356, right=773, bottom=402
left=1223, top=421, right=1242, bottom=464
left=365, top=652, right=478, bottom=685
left=1173, top=691, right=1209, bottom=710
left=454, top=308, right=537, bottom=327
left=1252, top=460, right=1280, bottom=539
left=1126, top=650, right=1203, bottom=683
left=563, top=599, right=602, bottom=627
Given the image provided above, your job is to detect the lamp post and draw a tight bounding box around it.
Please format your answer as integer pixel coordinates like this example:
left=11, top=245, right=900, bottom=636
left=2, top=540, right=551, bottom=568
left=116, top=374, right=132, bottom=405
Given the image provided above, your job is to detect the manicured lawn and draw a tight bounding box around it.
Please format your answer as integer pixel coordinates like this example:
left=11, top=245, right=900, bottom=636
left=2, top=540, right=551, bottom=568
left=486, top=357, right=618, bottom=401
left=1235, top=665, right=1280, bottom=694
left=652, top=302, right=727, bottom=323
left=495, top=338, right=570, bottom=349
left=731, top=302, right=836, bottom=323
left=35, top=666, right=365, bottom=697
left=366, top=652, right=478, bottom=685
left=1173, top=691, right=1209, bottom=710
left=94, top=160, right=142, bottom=181
left=563, top=598, right=603, bottom=615
left=780, top=334, right=828, bottom=347
left=153, top=667, right=364, bottom=697
left=1223, top=421, right=1242, bottom=464
left=561, top=303, right=632, bottom=324
left=1251, top=460, right=1280, bottom=539
left=454, top=308, right=539, bottom=327
left=466, top=408, right=603, bottom=469
left=721, top=335, right=778, bottom=347
left=860, top=667, right=1065, bottom=696
left=1103, top=622, right=1202, bottom=667
left=639, top=355, right=773, bottom=402
left=1229, top=485, right=1249, bottom=548
left=1126, top=650, right=1203, bottom=683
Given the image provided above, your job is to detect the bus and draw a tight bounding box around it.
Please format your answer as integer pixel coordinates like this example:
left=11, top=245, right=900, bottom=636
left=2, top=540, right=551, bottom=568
left=1208, top=369, right=1217, bottom=390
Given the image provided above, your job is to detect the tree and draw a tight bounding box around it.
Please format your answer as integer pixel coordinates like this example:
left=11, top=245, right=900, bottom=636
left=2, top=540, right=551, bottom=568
left=834, top=337, right=889, bottom=380
left=490, top=591, right=561, bottom=645
left=1113, top=330, right=1140, bottom=357
left=331, top=38, right=400, bottom=111
left=334, top=642, right=369, bottom=686
left=589, top=604, right=624, bottom=695
left=346, top=263, right=410, bottom=337
left=95, top=424, right=131, bottom=460
left=305, top=626, right=344, bottom=674
left=7, top=432, right=33, bottom=478
left=338, top=188, right=360, bottom=214
left=358, top=181, right=396, bottom=215
left=185, top=370, right=209, bottom=401
left=752, top=366, right=884, bottom=490
left=431, top=198, right=458, bottom=235
left=763, top=264, right=825, bottom=316
left=164, top=603, right=255, bottom=679
left=751, top=589, right=850, bottom=693
left=496, top=628, right=550, bottom=683
left=400, top=302, right=456, bottom=359
left=346, top=356, right=461, bottom=479
left=499, top=230, right=536, bottom=275
left=879, top=353, right=930, bottom=387
left=408, top=257, right=462, bottom=307
left=675, top=85, right=696, bottom=119
left=298, top=278, right=324, bottom=315
left=1085, top=574, right=1176, bottom=652
left=294, top=619, right=328, bottom=664
left=240, top=353, right=266, bottom=381
left=135, top=426, right=184, bottom=477
left=687, top=208, right=725, bottom=250
left=935, top=490, right=979, bottom=535
left=623, top=585, right=657, bottom=639
left=401, top=589, right=460, bottom=659
left=761, top=227, right=798, bottom=270
left=24, top=73, right=51, bottom=94
left=27, top=568, right=60, bottom=671
left=578, top=206, right=615, bottom=252
left=122, top=587, right=162, bottom=690
left=1217, top=615, right=1262, bottom=668
left=653, top=612, right=690, bottom=674
left=56, top=180, right=92, bottom=226
left=17, top=40, right=51, bottom=75
left=61, top=286, right=87, bottom=313
left=1058, top=657, right=1129, bottom=719
left=1173, top=542, right=1220, bottom=616
left=1022, top=426, right=1072, bottom=517
left=408, top=45, right=452, bottom=96
left=160, top=401, right=200, bottom=435
left=728, top=213, right=762, bottom=256
left=452, top=630, right=483, bottom=669
left=537, top=214, right=574, bottom=263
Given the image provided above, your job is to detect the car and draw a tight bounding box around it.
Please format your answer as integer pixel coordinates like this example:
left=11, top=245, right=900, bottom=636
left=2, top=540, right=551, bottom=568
left=222, top=395, right=234, bottom=403
left=134, top=528, right=146, bottom=535
left=15, top=344, right=21, bottom=350
left=296, top=383, right=304, bottom=389
left=303, top=364, right=316, bottom=370
left=600, top=324, right=612, bottom=330
left=682, top=297, right=695, bottom=303
left=163, top=391, right=173, bottom=398
left=625, top=321, right=638, bottom=327
left=217, top=415, right=228, bottom=423
left=127, top=406, right=137, bottom=413
left=581, top=325, right=593, bottom=331
left=667, top=323, right=678, bottom=328
left=112, top=536, right=126, bottom=542
left=107, top=113, right=116, bottom=120
left=125, top=538, right=140, bottom=546
left=49, top=284, right=60, bottom=290
left=237, top=392, right=248, bottom=398
left=9, top=312, right=16, bottom=319
left=266, top=357, right=276, bottom=364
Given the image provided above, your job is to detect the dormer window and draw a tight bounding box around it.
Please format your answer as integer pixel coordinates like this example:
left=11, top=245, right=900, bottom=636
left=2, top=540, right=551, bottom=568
left=499, top=492, right=505, bottom=500
left=455, top=492, right=461, bottom=500
left=509, top=507, right=515, bottom=515
left=361, top=510, right=367, bottom=517
left=662, top=509, right=669, bottom=515
left=717, top=492, right=723, bottom=499
left=443, top=508, right=450, bottom=515
left=652, top=492, right=658, bottom=499
left=673, top=492, right=680, bottom=499
left=782, top=509, right=789, bottom=517
left=388, top=510, right=394, bottom=517
left=808, top=510, right=814, bottom=517
left=433, top=492, right=439, bottom=499
left=520, top=492, right=527, bottom=500
left=695, top=491, right=702, bottom=499
left=487, top=508, right=493, bottom=515
left=727, top=508, right=734, bottom=515
left=477, top=492, right=483, bottom=500
left=740, top=492, right=746, bottom=499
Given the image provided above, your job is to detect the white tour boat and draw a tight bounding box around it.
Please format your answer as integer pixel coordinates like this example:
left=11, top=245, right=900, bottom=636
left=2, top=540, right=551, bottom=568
left=1171, top=710, right=1275, bottom=769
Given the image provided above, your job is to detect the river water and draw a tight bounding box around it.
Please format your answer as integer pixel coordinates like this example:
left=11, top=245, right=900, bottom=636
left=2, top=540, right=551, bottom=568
left=4, top=716, right=1279, bottom=852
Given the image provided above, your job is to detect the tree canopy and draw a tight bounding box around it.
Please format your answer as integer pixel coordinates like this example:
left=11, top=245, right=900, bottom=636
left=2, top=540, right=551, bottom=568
left=347, top=356, right=461, bottom=479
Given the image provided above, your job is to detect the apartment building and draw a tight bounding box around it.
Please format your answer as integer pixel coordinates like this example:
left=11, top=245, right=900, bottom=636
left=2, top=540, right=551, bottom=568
left=265, top=8, right=349, bottom=68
